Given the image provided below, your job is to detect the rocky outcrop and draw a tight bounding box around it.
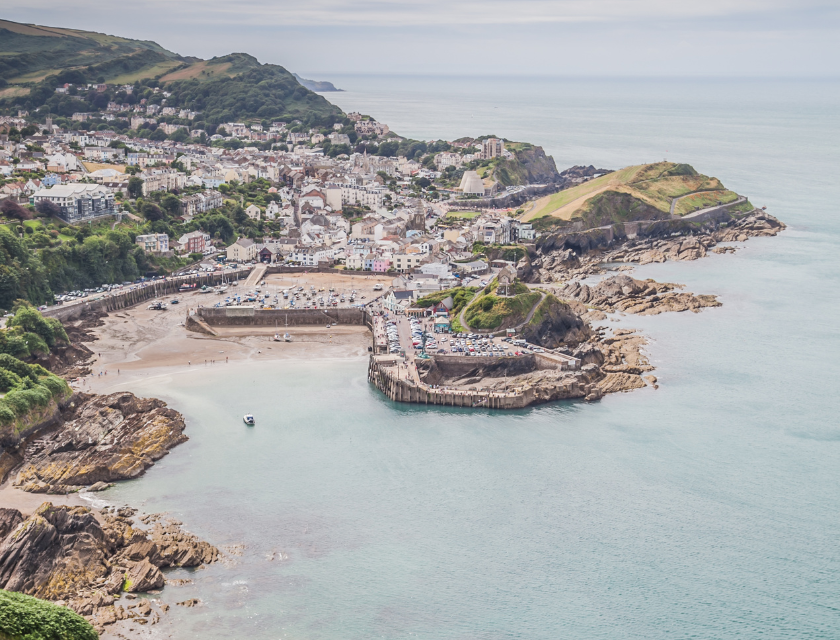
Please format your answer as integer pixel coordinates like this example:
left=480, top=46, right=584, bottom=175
left=532, top=211, right=786, bottom=284
left=560, top=275, right=721, bottom=315
left=13, top=392, right=187, bottom=494
left=123, top=558, right=164, bottom=593
left=519, top=296, right=591, bottom=348
left=514, top=145, right=562, bottom=184
left=482, top=362, right=606, bottom=404
left=0, top=503, right=111, bottom=600
left=0, top=502, right=219, bottom=635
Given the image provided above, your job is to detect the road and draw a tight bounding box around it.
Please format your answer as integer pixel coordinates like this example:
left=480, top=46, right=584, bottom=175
left=244, top=264, right=267, bottom=288
left=42, top=266, right=253, bottom=314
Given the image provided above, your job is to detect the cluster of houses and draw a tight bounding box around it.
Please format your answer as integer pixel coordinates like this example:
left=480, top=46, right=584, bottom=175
left=1, top=113, right=537, bottom=294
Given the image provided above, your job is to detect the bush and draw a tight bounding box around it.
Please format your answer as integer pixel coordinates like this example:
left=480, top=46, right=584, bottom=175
left=23, top=332, right=50, bottom=355
left=0, top=589, right=98, bottom=640
left=0, top=404, right=15, bottom=424
left=0, top=354, right=37, bottom=382
left=3, top=389, right=33, bottom=416
left=7, top=305, right=68, bottom=348
left=0, top=369, right=23, bottom=393
left=40, top=376, right=69, bottom=397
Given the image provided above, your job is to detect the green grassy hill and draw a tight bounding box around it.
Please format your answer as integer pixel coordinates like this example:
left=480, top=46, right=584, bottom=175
left=0, top=19, right=186, bottom=86
left=0, top=20, right=342, bottom=125
left=522, top=161, right=748, bottom=229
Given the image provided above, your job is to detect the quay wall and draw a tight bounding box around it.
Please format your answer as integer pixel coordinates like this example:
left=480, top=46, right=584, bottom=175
left=368, top=356, right=535, bottom=410
left=43, top=269, right=251, bottom=323
left=194, top=307, right=370, bottom=327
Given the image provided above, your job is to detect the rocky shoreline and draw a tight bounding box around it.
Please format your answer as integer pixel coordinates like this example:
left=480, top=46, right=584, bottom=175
left=528, top=210, right=786, bottom=284
left=461, top=209, right=788, bottom=400
left=0, top=502, right=219, bottom=635
left=0, top=327, right=220, bottom=637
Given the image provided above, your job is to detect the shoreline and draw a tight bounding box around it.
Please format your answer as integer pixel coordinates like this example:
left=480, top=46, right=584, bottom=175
left=0, top=215, right=785, bottom=639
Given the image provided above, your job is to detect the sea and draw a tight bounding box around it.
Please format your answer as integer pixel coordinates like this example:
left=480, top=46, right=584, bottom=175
left=103, top=76, right=840, bottom=639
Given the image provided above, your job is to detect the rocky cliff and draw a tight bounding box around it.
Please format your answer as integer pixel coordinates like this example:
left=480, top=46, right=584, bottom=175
left=11, top=392, right=187, bottom=495
left=0, top=503, right=218, bottom=635
left=520, top=295, right=591, bottom=348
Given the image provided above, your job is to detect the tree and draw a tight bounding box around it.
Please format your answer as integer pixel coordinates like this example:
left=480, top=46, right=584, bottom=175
left=127, top=177, right=144, bottom=199
left=378, top=140, right=399, bottom=157
left=35, top=199, right=61, bottom=219
left=141, top=202, right=164, bottom=222
left=0, top=199, right=32, bottom=221
left=160, top=194, right=181, bottom=217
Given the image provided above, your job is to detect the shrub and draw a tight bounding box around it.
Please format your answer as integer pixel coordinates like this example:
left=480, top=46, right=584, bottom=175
left=40, top=376, right=69, bottom=397
left=0, top=589, right=98, bottom=640
left=23, top=333, right=50, bottom=355
left=0, top=369, right=23, bottom=393
left=0, top=354, right=37, bottom=382
left=2, top=389, right=32, bottom=416
left=0, top=404, right=16, bottom=425
left=7, top=305, right=68, bottom=347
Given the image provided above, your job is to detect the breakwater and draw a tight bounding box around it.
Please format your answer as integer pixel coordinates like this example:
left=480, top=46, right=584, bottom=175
left=367, top=355, right=536, bottom=409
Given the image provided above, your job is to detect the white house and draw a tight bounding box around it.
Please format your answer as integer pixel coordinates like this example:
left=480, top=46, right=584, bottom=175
left=345, top=254, right=364, bottom=270
left=299, top=189, right=326, bottom=209
left=226, top=237, right=257, bottom=262
left=245, top=204, right=261, bottom=220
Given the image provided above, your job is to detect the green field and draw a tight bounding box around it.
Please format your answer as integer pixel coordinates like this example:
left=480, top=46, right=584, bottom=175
left=22, top=219, right=75, bottom=243
left=447, top=210, right=481, bottom=220
left=523, top=162, right=743, bottom=226
left=107, top=60, right=183, bottom=84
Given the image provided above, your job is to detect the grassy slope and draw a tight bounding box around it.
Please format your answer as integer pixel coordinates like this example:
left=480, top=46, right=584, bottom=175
left=523, top=162, right=742, bottom=225
left=523, top=165, right=643, bottom=221
left=0, top=19, right=183, bottom=84
left=0, top=22, right=343, bottom=124
left=463, top=280, right=540, bottom=330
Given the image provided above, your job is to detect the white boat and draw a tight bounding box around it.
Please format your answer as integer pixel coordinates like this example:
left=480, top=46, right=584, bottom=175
left=243, top=414, right=255, bottom=425
left=284, top=332, right=291, bottom=342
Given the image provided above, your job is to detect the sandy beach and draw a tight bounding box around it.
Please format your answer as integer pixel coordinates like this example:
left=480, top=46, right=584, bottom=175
left=77, top=272, right=384, bottom=395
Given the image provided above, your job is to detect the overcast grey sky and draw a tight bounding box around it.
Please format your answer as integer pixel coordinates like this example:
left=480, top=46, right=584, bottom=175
left=4, top=0, right=839, bottom=78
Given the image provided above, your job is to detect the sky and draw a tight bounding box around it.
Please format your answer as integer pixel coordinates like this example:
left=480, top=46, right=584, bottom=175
left=3, top=0, right=839, bottom=78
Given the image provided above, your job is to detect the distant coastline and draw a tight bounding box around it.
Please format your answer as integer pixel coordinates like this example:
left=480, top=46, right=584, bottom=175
left=293, top=72, right=343, bottom=92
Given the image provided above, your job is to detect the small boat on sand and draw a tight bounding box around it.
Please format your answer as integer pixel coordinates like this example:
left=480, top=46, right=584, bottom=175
left=243, top=414, right=255, bottom=426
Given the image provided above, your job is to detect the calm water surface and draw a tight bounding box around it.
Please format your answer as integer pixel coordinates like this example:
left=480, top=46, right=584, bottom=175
left=106, top=77, right=840, bottom=639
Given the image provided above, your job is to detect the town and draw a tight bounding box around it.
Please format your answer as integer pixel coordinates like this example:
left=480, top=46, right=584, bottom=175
left=0, top=81, right=587, bottom=311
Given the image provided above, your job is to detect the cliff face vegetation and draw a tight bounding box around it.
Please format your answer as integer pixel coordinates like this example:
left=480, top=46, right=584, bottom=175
left=576, top=191, right=670, bottom=228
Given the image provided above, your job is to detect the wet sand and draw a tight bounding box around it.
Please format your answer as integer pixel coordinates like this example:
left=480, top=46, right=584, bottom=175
left=79, top=284, right=374, bottom=395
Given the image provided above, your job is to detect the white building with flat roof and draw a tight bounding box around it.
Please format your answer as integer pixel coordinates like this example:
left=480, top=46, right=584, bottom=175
left=31, top=184, right=116, bottom=223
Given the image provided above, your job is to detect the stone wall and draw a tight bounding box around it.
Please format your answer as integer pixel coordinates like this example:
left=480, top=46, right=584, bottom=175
left=42, top=269, right=250, bottom=323
left=368, top=356, right=535, bottom=410
left=194, top=307, right=370, bottom=327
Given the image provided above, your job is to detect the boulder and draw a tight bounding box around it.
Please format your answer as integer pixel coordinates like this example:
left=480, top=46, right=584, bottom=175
left=123, top=558, right=164, bottom=593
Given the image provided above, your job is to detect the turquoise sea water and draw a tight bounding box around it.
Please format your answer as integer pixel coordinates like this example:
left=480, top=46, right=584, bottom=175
left=106, top=77, right=840, bottom=639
